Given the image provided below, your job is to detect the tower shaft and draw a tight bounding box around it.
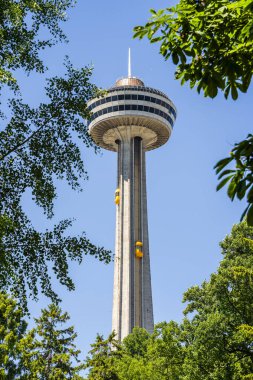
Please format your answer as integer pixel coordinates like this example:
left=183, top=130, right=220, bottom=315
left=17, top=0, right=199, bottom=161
left=87, top=74, right=176, bottom=342
left=112, top=134, right=154, bottom=341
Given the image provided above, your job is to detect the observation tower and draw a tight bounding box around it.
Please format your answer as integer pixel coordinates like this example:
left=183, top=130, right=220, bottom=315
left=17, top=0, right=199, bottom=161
left=87, top=50, right=177, bottom=341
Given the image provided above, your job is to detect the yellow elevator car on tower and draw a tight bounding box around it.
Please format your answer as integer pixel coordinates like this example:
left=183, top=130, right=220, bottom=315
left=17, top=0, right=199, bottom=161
left=115, top=188, right=120, bottom=205
left=135, top=241, right=143, bottom=258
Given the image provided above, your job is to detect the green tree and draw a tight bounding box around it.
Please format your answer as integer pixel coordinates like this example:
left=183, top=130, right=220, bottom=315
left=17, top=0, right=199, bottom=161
left=0, top=0, right=73, bottom=89
left=0, top=292, right=27, bottom=379
left=85, top=332, right=121, bottom=380
left=0, top=60, right=110, bottom=309
left=85, top=326, right=183, bottom=380
left=134, top=0, right=253, bottom=224
left=115, top=328, right=154, bottom=380
left=0, top=2, right=111, bottom=308
left=146, top=322, right=184, bottom=380
left=86, top=223, right=253, bottom=379
left=180, top=222, right=253, bottom=379
left=21, top=303, right=84, bottom=379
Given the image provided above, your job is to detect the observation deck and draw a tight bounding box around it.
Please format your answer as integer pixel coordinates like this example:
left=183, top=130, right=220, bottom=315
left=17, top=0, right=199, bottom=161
left=87, top=76, right=177, bottom=152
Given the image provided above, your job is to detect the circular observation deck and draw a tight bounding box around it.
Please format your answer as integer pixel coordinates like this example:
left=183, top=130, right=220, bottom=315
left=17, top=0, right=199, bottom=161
left=87, top=77, right=177, bottom=152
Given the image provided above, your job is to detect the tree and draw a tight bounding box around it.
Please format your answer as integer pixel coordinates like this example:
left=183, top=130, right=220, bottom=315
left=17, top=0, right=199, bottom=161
left=115, top=328, right=156, bottom=380
left=146, top=322, right=184, bottom=380
left=0, top=60, right=111, bottom=309
left=214, top=134, right=253, bottom=226
left=86, top=223, right=253, bottom=379
left=0, top=0, right=73, bottom=90
left=133, top=0, right=253, bottom=224
left=21, top=303, right=84, bottom=379
left=0, top=2, right=111, bottom=309
left=0, top=292, right=27, bottom=379
left=85, top=332, right=121, bottom=380
left=85, top=326, right=184, bottom=380
left=180, top=222, right=253, bottom=379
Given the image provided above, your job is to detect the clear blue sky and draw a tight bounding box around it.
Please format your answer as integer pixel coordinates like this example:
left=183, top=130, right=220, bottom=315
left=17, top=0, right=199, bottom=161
left=16, top=0, right=252, bottom=358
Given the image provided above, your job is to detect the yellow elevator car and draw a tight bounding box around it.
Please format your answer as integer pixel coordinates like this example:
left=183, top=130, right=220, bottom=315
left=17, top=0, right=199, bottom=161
left=135, top=241, right=143, bottom=258
left=115, top=188, right=120, bottom=205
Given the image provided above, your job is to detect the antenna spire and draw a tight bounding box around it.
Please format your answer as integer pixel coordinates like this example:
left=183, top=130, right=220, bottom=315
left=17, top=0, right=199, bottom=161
left=128, top=48, right=131, bottom=78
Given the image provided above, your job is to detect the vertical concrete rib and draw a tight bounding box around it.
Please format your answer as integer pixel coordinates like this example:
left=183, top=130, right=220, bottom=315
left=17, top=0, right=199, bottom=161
left=112, top=141, right=122, bottom=340
left=133, top=137, right=143, bottom=327
left=141, top=152, right=154, bottom=333
left=119, top=136, right=133, bottom=339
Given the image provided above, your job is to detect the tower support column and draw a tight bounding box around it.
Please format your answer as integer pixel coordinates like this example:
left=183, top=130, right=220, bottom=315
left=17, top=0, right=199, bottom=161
left=112, top=131, right=154, bottom=341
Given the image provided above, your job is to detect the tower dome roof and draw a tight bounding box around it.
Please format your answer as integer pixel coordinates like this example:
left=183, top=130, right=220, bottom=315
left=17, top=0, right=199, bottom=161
left=115, top=76, right=145, bottom=87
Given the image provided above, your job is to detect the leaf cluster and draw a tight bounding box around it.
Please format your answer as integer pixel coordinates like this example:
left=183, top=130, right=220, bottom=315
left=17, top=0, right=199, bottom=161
left=0, top=59, right=111, bottom=310
left=215, top=134, right=253, bottom=225
left=85, top=223, right=253, bottom=380
left=0, top=293, right=85, bottom=379
left=0, top=0, right=74, bottom=90
left=134, top=0, right=253, bottom=224
left=134, top=0, right=253, bottom=100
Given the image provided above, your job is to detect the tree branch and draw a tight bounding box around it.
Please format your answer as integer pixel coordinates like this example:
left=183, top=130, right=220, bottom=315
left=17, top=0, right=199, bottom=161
left=0, top=120, right=49, bottom=161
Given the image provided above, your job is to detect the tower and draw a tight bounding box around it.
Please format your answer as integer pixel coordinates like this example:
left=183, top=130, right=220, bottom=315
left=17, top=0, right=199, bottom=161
left=87, top=52, right=177, bottom=341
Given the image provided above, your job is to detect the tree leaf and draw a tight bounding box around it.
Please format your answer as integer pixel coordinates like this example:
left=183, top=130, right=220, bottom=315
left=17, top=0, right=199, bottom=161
left=246, top=204, right=253, bottom=226
left=216, top=175, right=234, bottom=191
left=218, top=169, right=235, bottom=180
left=227, top=179, right=237, bottom=200
left=231, top=85, right=238, bottom=100
left=214, top=157, right=233, bottom=174
left=172, top=52, right=179, bottom=64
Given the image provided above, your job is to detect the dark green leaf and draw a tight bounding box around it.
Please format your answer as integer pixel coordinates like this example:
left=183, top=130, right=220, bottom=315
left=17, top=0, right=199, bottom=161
left=227, top=179, right=237, bottom=200
left=172, top=52, right=179, bottom=64
left=214, top=157, right=233, bottom=174
left=218, top=169, right=235, bottom=180
left=216, top=175, right=234, bottom=191
left=246, top=204, right=253, bottom=226
left=247, top=185, right=253, bottom=202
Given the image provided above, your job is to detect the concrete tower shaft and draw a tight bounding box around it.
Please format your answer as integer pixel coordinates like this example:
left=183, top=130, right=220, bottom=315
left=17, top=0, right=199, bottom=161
left=112, top=134, right=153, bottom=340
left=87, top=76, right=176, bottom=341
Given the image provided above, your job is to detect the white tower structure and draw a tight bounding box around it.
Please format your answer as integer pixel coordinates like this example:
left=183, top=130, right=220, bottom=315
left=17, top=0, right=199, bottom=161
left=87, top=52, right=177, bottom=341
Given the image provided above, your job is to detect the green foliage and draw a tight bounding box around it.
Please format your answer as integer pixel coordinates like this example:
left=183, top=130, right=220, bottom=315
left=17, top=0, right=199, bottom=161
left=21, top=303, right=84, bottom=379
left=0, top=293, right=85, bottom=379
left=134, top=0, right=253, bottom=100
left=0, top=1, right=111, bottom=309
left=215, top=134, right=253, bottom=225
left=86, top=223, right=253, bottom=380
left=147, top=322, right=184, bottom=380
left=0, top=292, right=27, bottom=379
left=0, top=0, right=74, bottom=90
left=181, top=222, right=253, bottom=379
left=122, top=327, right=150, bottom=357
left=85, top=332, right=121, bottom=380
left=134, top=0, right=253, bottom=224
left=0, top=60, right=111, bottom=310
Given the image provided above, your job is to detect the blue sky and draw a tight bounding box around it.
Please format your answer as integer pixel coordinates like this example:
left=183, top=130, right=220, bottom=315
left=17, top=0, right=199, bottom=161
left=14, top=0, right=253, bottom=358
